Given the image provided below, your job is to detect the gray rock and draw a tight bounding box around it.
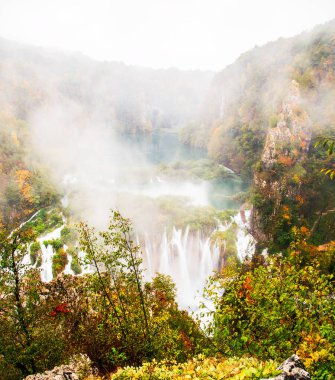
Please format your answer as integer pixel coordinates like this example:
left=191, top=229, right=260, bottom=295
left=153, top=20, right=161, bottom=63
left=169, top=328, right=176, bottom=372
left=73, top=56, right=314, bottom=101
left=24, top=354, right=94, bottom=380
left=263, top=355, right=311, bottom=380
left=24, top=366, right=79, bottom=380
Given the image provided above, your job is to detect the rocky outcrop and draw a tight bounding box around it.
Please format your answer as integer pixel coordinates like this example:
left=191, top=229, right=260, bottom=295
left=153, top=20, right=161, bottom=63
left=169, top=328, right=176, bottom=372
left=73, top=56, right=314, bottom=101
left=24, top=354, right=94, bottom=380
left=24, top=365, right=79, bottom=380
left=251, top=80, right=312, bottom=245
left=264, top=355, right=311, bottom=380
left=261, top=80, right=312, bottom=169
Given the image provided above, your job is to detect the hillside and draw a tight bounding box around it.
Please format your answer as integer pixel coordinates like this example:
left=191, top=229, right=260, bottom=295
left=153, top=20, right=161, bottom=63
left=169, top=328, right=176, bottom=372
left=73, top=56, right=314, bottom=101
left=181, top=20, right=335, bottom=251
left=0, top=38, right=213, bottom=132
left=182, top=19, right=335, bottom=174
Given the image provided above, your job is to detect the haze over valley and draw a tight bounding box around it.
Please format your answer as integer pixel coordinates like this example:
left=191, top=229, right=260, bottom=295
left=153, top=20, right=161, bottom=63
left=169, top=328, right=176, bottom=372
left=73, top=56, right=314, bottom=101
left=1, top=2, right=335, bottom=379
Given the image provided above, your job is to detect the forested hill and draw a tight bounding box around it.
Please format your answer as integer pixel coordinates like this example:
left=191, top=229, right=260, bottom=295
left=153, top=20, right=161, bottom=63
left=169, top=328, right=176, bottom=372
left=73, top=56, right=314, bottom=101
left=180, top=19, right=335, bottom=252
left=0, top=37, right=213, bottom=131
left=0, top=38, right=213, bottom=228
left=181, top=19, right=335, bottom=178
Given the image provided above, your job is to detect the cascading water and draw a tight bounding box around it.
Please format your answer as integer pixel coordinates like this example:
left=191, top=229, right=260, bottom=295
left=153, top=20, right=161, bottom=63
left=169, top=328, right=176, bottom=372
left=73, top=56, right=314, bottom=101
left=38, top=226, right=64, bottom=282
left=142, top=209, right=255, bottom=310
left=234, top=209, right=256, bottom=261
left=142, top=226, right=221, bottom=310
left=63, top=245, right=73, bottom=275
left=26, top=208, right=255, bottom=313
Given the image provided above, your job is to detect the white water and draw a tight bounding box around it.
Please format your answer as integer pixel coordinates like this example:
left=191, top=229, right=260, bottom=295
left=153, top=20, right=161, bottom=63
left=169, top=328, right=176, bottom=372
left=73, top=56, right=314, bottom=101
left=141, top=209, right=255, bottom=310
left=38, top=226, right=64, bottom=282
left=28, top=209, right=255, bottom=311
left=142, top=226, right=220, bottom=310
left=63, top=244, right=72, bottom=275
left=234, top=210, right=256, bottom=261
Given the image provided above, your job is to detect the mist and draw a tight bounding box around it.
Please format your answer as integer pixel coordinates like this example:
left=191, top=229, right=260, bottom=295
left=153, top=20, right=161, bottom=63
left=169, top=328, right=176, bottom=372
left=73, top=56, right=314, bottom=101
left=27, top=90, right=214, bottom=234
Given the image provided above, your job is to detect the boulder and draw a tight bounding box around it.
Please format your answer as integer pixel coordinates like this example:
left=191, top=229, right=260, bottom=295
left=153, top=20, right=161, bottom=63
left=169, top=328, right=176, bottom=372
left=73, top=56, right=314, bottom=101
left=24, top=365, right=79, bottom=380
left=24, top=354, right=94, bottom=380
left=264, top=354, right=311, bottom=380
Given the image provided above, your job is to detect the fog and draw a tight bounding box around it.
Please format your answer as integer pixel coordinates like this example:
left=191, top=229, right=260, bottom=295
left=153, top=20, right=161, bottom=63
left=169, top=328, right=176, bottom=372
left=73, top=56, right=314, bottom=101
left=0, top=0, right=334, bottom=70
left=28, top=98, right=213, bottom=232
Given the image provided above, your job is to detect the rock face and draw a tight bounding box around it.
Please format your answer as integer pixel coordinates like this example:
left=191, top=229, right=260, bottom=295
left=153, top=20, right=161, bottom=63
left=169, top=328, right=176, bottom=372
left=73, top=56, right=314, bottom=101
left=251, top=80, right=312, bottom=245
left=261, top=80, right=312, bottom=169
left=264, top=355, right=311, bottom=380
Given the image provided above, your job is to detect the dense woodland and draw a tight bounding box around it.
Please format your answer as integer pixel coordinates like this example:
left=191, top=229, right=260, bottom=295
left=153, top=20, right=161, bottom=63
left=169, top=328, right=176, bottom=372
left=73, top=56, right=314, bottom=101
left=1, top=20, right=335, bottom=380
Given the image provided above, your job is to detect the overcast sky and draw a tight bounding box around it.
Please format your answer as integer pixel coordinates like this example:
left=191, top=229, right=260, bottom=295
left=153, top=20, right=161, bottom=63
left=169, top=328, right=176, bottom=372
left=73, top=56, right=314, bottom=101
left=0, top=0, right=334, bottom=71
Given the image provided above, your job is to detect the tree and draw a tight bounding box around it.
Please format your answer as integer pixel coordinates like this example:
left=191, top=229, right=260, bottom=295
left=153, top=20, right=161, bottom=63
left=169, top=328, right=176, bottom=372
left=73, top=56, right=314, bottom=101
left=0, top=226, right=39, bottom=377
left=79, top=211, right=151, bottom=361
left=78, top=210, right=206, bottom=369
left=205, top=239, right=335, bottom=377
left=315, top=136, right=335, bottom=179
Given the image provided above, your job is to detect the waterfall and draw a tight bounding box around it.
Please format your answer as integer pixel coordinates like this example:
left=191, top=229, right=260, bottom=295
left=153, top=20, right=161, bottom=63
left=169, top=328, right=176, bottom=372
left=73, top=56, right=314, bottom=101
left=143, top=226, right=221, bottom=310
left=24, top=207, right=255, bottom=312
left=234, top=209, right=256, bottom=261
left=142, top=209, right=255, bottom=310
left=63, top=245, right=73, bottom=275
left=38, top=226, right=64, bottom=282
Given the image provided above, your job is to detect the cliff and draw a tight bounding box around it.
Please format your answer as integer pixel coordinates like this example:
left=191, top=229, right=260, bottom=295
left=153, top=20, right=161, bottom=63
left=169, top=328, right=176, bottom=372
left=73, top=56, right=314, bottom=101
left=251, top=80, right=312, bottom=245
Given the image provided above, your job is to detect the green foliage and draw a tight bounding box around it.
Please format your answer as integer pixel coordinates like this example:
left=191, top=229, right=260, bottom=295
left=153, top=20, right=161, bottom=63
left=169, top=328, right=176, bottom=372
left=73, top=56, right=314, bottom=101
left=52, top=247, right=68, bottom=277
left=157, top=197, right=219, bottom=234
left=158, top=159, right=234, bottom=181
left=205, top=248, right=335, bottom=377
left=44, top=238, right=63, bottom=251
left=0, top=113, right=60, bottom=229
left=315, top=136, right=335, bottom=179
left=211, top=222, right=238, bottom=263
left=269, top=114, right=279, bottom=128
left=109, top=355, right=280, bottom=379
left=0, top=226, right=67, bottom=378
left=78, top=210, right=206, bottom=372
left=29, top=241, right=41, bottom=265
left=67, top=247, right=82, bottom=275
left=0, top=211, right=207, bottom=379
left=251, top=131, right=335, bottom=252
left=42, top=225, right=80, bottom=277
left=60, top=226, right=78, bottom=246
left=25, top=208, right=63, bottom=235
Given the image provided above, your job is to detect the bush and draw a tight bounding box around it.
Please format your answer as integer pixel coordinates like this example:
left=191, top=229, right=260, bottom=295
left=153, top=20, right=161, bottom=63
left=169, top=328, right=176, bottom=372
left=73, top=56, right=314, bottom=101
left=67, top=247, right=82, bottom=275
left=206, top=254, right=335, bottom=376
left=77, top=211, right=207, bottom=372
left=52, top=247, right=68, bottom=277
left=43, top=238, right=63, bottom=251
left=60, top=226, right=78, bottom=246
left=109, top=356, right=280, bottom=379
left=30, top=241, right=41, bottom=265
left=25, top=208, right=63, bottom=235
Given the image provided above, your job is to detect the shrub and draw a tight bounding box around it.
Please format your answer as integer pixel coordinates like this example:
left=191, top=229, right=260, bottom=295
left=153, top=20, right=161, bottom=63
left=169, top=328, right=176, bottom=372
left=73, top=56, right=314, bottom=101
left=30, top=241, right=41, bottom=265
left=206, top=254, right=335, bottom=376
left=109, top=356, right=280, bottom=380
left=52, top=247, right=68, bottom=277
left=43, top=238, right=63, bottom=251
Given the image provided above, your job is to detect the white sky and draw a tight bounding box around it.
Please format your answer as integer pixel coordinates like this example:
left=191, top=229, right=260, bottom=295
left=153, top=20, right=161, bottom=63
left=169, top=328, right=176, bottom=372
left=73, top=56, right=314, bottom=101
left=0, top=0, right=334, bottom=70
